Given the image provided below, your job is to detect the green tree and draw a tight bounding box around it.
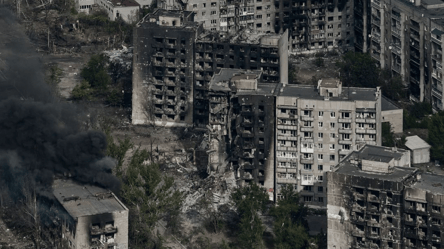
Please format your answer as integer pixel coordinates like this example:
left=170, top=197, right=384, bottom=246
left=336, top=52, right=380, bottom=88
left=105, top=133, right=183, bottom=248
left=288, top=62, right=298, bottom=84
left=428, top=112, right=444, bottom=162
left=120, top=148, right=184, bottom=248
left=80, top=54, right=111, bottom=89
left=270, top=185, right=308, bottom=249
left=231, top=183, right=269, bottom=249
left=379, top=69, right=406, bottom=101
left=71, top=80, right=92, bottom=100
left=382, top=122, right=395, bottom=147
left=198, top=192, right=224, bottom=233
left=314, top=57, right=324, bottom=67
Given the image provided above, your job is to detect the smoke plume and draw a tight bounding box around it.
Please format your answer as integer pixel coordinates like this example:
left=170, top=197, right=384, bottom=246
left=0, top=8, right=120, bottom=199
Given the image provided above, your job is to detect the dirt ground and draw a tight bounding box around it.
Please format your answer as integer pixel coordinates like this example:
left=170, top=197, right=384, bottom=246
left=290, top=53, right=342, bottom=84
left=43, top=54, right=90, bottom=98
left=0, top=209, right=33, bottom=249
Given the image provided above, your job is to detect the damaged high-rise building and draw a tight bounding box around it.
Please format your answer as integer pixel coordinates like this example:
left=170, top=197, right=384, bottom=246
left=206, top=69, right=278, bottom=200
left=132, top=9, right=288, bottom=127
left=205, top=71, right=385, bottom=202
left=327, top=144, right=444, bottom=249
left=354, top=0, right=444, bottom=111
left=274, top=79, right=382, bottom=205
left=53, top=179, right=129, bottom=249
left=180, top=0, right=356, bottom=52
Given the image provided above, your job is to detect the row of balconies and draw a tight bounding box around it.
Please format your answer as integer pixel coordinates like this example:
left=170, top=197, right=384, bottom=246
left=356, top=128, right=377, bottom=134
left=355, top=118, right=376, bottom=123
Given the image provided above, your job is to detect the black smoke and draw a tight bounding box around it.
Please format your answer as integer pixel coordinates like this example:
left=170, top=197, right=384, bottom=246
left=0, top=7, right=120, bottom=199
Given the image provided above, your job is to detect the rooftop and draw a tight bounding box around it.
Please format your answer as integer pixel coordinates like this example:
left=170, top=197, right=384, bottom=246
left=197, top=28, right=282, bottom=45
left=334, top=145, right=416, bottom=182
left=110, top=0, right=139, bottom=7
left=319, top=78, right=340, bottom=88
left=53, top=179, right=127, bottom=218
left=409, top=173, right=444, bottom=194
left=405, top=135, right=431, bottom=150
left=136, top=9, right=198, bottom=28
left=277, top=84, right=379, bottom=102
left=209, top=69, right=263, bottom=92
left=381, top=96, right=401, bottom=111
left=392, top=0, right=444, bottom=20
left=236, top=83, right=280, bottom=96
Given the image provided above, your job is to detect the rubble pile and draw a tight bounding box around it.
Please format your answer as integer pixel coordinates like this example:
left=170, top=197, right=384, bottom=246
left=103, top=46, right=133, bottom=76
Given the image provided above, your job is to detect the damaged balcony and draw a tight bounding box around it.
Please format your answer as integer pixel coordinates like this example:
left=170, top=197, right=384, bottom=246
left=352, top=200, right=365, bottom=212
left=352, top=225, right=365, bottom=237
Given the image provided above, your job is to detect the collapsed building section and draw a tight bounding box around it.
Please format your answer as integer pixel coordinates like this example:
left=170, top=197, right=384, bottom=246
left=182, top=0, right=355, bottom=52
left=205, top=72, right=386, bottom=203
left=53, top=179, right=129, bottom=249
left=327, top=144, right=444, bottom=249
left=194, top=29, right=288, bottom=127
left=132, top=9, right=288, bottom=127
left=206, top=69, right=278, bottom=200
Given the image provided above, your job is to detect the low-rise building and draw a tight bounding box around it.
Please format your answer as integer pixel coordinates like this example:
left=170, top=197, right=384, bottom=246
left=53, top=179, right=129, bottom=249
left=95, top=0, right=140, bottom=23
left=381, top=96, right=403, bottom=133
left=405, top=135, right=431, bottom=164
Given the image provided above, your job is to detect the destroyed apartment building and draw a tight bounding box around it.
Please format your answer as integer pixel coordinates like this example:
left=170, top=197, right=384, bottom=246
left=132, top=9, right=288, bottom=127
left=327, top=144, right=444, bottom=249
left=53, top=179, right=129, bottom=249
left=201, top=69, right=384, bottom=203
left=180, top=0, right=356, bottom=53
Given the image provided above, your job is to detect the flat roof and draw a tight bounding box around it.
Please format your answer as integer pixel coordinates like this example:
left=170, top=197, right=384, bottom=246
left=209, top=69, right=262, bottom=92
left=236, top=83, right=279, bottom=96
left=319, top=78, right=340, bottom=88
left=381, top=96, right=401, bottom=111
left=277, top=84, right=378, bottom=102
left=405, top=135, right=431, bottom=150
left=409, top=173, right=444, bottom=195
left=197, top=29, right=282, bottom=45
left=111, top=0, right=139, bottom=7
left=334, top=145, right=416, bottom=182
left=53, top=179, right=127, bottom=218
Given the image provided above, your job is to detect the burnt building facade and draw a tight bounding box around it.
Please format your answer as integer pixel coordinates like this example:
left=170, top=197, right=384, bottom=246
left=53, top=179, right=129, bottom=249
left=132, top=10, right=199, bottom=126
left=182, top=0, right=356, bottom=53
left=275, top=0, right=355, bottom=52
left=193, top=30, right=288, bottom=127
left=132, top=9, right=288, bottom=127
left=207, top=69, right=278, bottom=200
left=328, top=144, right=444, bottom=249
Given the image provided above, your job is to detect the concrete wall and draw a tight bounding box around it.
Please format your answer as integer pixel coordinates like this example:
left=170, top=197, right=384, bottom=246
left=73, top=210, right=129, bottom=249
left=381, top=109, right=403, bottom=133
left=113, top=6, right=139, bottom=23
left=412, top=147, right=430, bottom=164
left=278, top=29, right=288, bottom=85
